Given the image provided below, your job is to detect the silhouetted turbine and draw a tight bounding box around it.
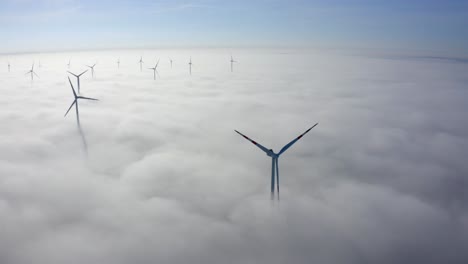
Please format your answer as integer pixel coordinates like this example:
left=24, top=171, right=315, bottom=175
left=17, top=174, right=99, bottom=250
left=67, top=69, right=88, bottom=94
left=235, top=123, right=318, bottom=200
left=86, top=64, right=96, bottom=78
left=230, top=55, right=237, bottom=72
left=188, top=57, right=193, bottom=75
left=148, top=59, right=160, bottom=80
left=25, top=63, right=39, bottom=81
left=64, top=77, right=99, bottom=126
left=139, top=56, right=144, bottom=72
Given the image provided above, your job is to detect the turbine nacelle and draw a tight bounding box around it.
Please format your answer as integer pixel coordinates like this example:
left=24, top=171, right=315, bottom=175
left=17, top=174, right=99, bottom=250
left=267, top=149, right=278, bottom=158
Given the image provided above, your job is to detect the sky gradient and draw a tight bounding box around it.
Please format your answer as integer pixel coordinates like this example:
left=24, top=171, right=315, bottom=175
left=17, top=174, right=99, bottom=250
left=1, top=0, right=468, bottom=54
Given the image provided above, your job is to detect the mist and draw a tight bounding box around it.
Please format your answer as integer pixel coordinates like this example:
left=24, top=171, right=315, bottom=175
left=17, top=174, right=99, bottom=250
left=0, top=48, right=467, bottom=264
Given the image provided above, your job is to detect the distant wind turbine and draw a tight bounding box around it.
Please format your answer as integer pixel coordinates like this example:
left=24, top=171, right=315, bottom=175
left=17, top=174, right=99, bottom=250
left=64, top=77, right=99, bottom=126
left=67, top=58, right=71, bottom=69
left=235, top=123, right=319, bottom=200
left=25, top=63, right=39, bottom=81
left=230, top=55, right=237, bottom=72
left=188, top=57, right=193, bottom=75
left=169, top=58, right=173, bottom=69
left=117, top=58, right=120, bottom=69
left=67, top=69, right=88, bottom=94
left=86, top=64, right=96, bottom=78
left=139, top=56, right=144, bottom=72
left=8, top=61, right=10, bottom=72
left=148, top=59, right=160, bottom=80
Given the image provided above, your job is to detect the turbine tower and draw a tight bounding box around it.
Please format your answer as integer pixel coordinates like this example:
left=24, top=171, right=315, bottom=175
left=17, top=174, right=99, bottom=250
left=230, top=55, right=237, bottom=72
left=139, top=56, right=144, bottom=72
left=8, top=61, right=10, bottom=72
left=169, top=58, right=173, bottom=69
left=188, top=57, right=193, bottom=75
left=86, top=64, right=96, bottom=78
left=148, top=59, right=160, bottom=80
left=235, top=123, right=318, bottom=200
left=25, top=63, right=39, bottom=81
left=64, top=77, right=99, bottom=126
left=68, top=69, right=88, bottom=94
left=117, top=58, right=120, bottom=69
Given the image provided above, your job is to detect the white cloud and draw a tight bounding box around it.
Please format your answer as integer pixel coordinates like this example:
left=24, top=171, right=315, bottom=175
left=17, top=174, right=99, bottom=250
left=0, top=48, right=467, bottom=263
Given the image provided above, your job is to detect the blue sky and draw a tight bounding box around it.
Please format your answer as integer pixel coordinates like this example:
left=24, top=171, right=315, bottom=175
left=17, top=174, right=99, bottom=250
left=1, top=0, right=467, bottom=54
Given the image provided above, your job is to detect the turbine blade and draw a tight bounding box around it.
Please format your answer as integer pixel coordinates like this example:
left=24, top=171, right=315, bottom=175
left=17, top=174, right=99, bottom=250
left=235, top=130, right=271, bottom=154
left=68, top=77, right=77, bottom=98
left=78, top=96, right=99, bottom=101
left=78, top=69, right=88, bottom=76
left=67, top=71, right=78, bottom=77
left=33, top=72, right=39, bottom=78
left=278, top=123, right=318, bottom=155
left=64, top=100, right=76, bottom=117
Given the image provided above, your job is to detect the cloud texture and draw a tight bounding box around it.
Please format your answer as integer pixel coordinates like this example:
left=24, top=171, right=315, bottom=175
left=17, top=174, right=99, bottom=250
left=0, top=48, right=467, bottom=264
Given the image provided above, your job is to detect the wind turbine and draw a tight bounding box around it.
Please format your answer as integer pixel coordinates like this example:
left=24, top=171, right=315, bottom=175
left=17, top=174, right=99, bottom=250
left=64, top=77, right=98, bottom=126
left=169, top=58, right=173, bottom=69
left=67, top=58, right=71, bottom=69
left=25, top=63, right=39, bottom=81
left=86, top=64, right=96, bottom=78
left=117, top=58, right=120, bottom=69
left=8, top=61, right=10, bottom=72
left=67, top=69, right=88, bottom=94
left=230, top=55, right=237, bottom=72
left=235, top=123, right=319, bottom=200
left=148, top=59, right=160, bottom=80
left=188, top=57, right=193, bottom=75
left=139, top=56, right=144, bottom=72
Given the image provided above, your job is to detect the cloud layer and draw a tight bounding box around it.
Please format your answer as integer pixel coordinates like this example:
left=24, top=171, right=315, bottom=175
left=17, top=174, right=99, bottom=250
left=0, top=48, right=467, bottom=264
